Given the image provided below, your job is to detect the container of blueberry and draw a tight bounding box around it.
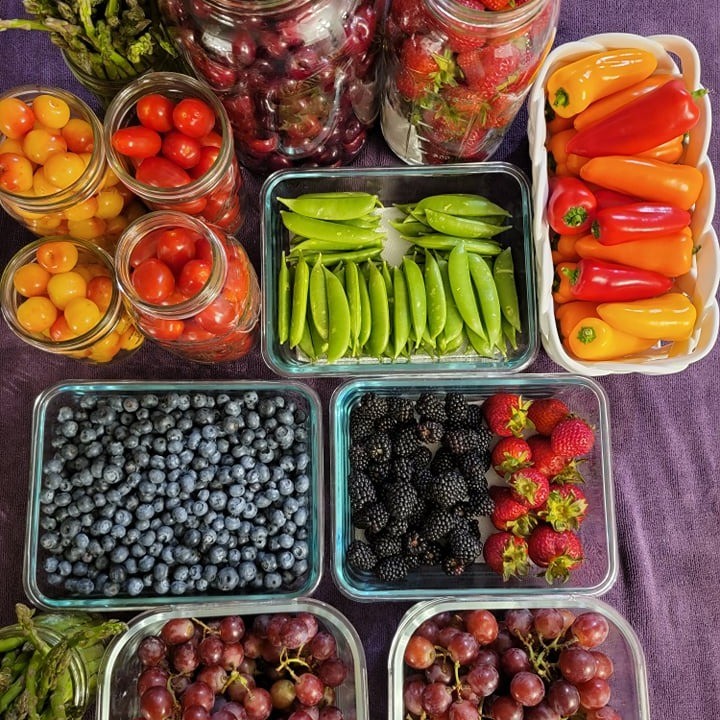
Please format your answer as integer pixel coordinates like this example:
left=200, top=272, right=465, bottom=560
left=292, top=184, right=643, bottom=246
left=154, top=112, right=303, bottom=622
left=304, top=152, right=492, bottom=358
left=97, top=597, right=369, bottom=720
left=24, top=380, right=322, bottom=610
left=330, top=374, right=617, bottom=601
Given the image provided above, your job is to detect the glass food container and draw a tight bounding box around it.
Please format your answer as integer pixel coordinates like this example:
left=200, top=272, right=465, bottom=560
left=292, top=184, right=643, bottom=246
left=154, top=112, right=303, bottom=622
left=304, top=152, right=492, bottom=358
left=115, top=211, right=260, bottom=363
left=0, top=237, right=144, bottom=363
left=104, top=72, right=246, bottom=234
left=157, top=0, right=384, bottom=173
left=382, top=0, right=560, bottom=164
left=0, top=86, right=143, bottom=249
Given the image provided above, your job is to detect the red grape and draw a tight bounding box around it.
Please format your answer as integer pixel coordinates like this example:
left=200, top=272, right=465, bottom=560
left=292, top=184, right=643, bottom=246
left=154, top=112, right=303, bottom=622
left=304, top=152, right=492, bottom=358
left=591, top=651, right=614, bottom=680
left=212, top=711, right=238, bottom=720
left=318, top=658, right=348, bottom=688
left=437, top=625, right=461, bottom=647
left=269, top=678, right=296, bottom=710
left=449, top=699, right=481, bottom=720
left=226, top=674, right=255, bottom=703
left=585, top=706, right=622, bottom=720
left=281, top=617, right=311, bottom=649
left=421, top=682, right=453, bottom=715
left=242, top=687, right=272, bottom=720
left=510, top=671, right=545, bottom=707
left=403, top=677, right=426, bottom=716
left=425, top=660, right=453, bottom=684
left=161, top=618, right=196, bottom=645
left=242, top=633, right=263, bottom=659
left=504, top=610, right=533, bottom=639
left=219, top=616, right=245, bottom=644
left=466, top=663, right=499, bottom=697
left=447, top=632, right=480, bottom=665
left=500, top=647, right=530, bottom=676
left=318, top=706, right=343, bottom=720
left=287, top=713, right=314, bottom=720
left=559, top=609, right=576, bottom=632
left=474, top=648, right=500, bottom=669
left=295, top=673, right=325, bottom=706
left=297, top=612, right=320, bottom=640
left=524, top=702, right=561, bottom=720
left=571, top=613, right=610, bottom=649
left=464, top=610, right=499, bottom=645
left=414, top=619, right=440, bottom=643
left=182, top=682, right=215, bottom=712
left=404, top=635, right=436, bottom=670
left=220, top=642, right=245, bottom=671
left=222, top=703, right=247, bottom=720
left=140, top=687, right=175, bottom=720
left=490, top=627, right=515, bottom=654
left=172, top=641, right=200, bottom=675
left=577, top=677, right=611, bottom=710
left=558, top=646, right=597, bottom=683
left=182, top=706, right=211, bottom=720
left=546, top=680, right=580, bottom=716
left=196, top=665, right=227, bottom=694
left=532, top=609, right=565, bottom=640
left=490, top=695, right=523, bottom=720
left=309, top=632, right=337, bottom=661
left=137, top=636, right=168, bottom=666
left=137, top=667, right=169, bottom=697
left=199, top=636, right=225, bottom=666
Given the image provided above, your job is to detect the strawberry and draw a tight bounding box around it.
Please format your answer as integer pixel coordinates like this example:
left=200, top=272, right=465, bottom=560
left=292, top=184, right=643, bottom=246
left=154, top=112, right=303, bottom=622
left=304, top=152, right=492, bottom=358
left=457, top=43, right=521, bottom=94
left=480, top=0, right=513, bottom=9
left=489, top=486, right=536, bottom=536
left=507, top=468, right=550, bottom=510
left=401, top=35, right=441, bottom=77
left=482, top=392, right=532, bottom=437
left=390, top=0, right=432, bottom=35
left=527, top=435, right=584, bottom=483
left=491, top=437, right=532, bottom=475
left=539, top=484, right=588, bottom=532
left=480, top=94, right=517, bottom=128
left=443, top=86, right=490, bottom=116
left=483, top=531, right=530, bottom=580
left=527, top=398, right=570, bottom=436
left=551, top=417, right=595, bottom=458
left=396, top=68, right=430, bottom=101
left=527, top=525, right=584, bottom=584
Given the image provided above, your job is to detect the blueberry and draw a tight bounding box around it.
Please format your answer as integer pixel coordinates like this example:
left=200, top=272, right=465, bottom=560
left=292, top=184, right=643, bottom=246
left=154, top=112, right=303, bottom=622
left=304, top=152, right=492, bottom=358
left=240, top=546, right=257, bottom=562
left=126, top=577, right=144, bottom=596
left=216, top=567, right=239, bottom=591
left=154, top=579, right=170, bottom=595
left=264, top=572, right=282, bottom=590
left=208, top=546, right=227, bottom=564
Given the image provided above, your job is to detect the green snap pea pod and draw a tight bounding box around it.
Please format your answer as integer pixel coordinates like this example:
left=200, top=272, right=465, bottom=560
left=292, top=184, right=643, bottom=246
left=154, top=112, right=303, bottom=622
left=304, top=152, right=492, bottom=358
left=493, top=247, right=522, bottom=332
left=420, top=338, right=438, bottom=357
left=389, top=219, right=429, bottom=237
left=438, top=259, right=465, bottom=344
left=0, top=637, right=25, bottom=655
left=445, top=328, right=468, bottom=355
left=409, top=235, right=503, bottom=255
left=424, top=208, right=511, bottom=239
left=297, top=322, right=316, bottom=361
left=308, top=315, right=328, bottom=358
left=394, top=202, right=417, bottom=214
left=342, top=215, right=382, bottom=229
left=278, top=193, right=379, bottom=220
left=356, top=266, right=373, bottom=350
left=281, top=211, right=383, bottom=245
left=392, top=266, right=411, bottom=358
left=381, top=261, right=393, bottom=296
left=277, top=253, right=291, bottom=346
left=332, top=264, right=345, bottom=284
left=323, top=268, right=351, bottom=363
left=289, top=236, right=383, bottom=252
left=295, top=248, right=382, bottom=266
left=288, top=256, right=310, bottom=349
left=502, top=317, right=519, bottom=351
left=402, top=257, right=426, bottom=348
left=424, top=251, right=446, bottom=341
left=415, top=193, right=511, bottom=217
left=447, top=242, right=486, bottom=340
left=480, top=214, right=513, bottom=226
left=467, top=253, right=502, bottom=347
left=366, top=261, right=390, bottom=357
left=466, top=326, right=496, bottom=357
left=344, top=261, right=361, bottom=355
left=309, top=256, right=329, bottom=341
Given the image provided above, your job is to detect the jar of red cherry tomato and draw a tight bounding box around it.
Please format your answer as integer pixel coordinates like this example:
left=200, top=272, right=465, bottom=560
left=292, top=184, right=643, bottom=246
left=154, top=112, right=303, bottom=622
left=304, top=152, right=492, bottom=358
left=104, top=72, right=246, bottom=234
left=115, top=211, right=260, bottom=363
left=382, top=0, right=559, bottom=164
left=0, top=86, right=143, bottom=249
left=0, top=237, right=144, bottom=363
left=157, top=0, right=383, bottom=173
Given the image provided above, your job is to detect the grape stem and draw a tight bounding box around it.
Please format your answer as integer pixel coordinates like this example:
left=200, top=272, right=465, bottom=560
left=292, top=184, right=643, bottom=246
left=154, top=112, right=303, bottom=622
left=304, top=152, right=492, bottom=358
left=275, top=648, right=312, bottom=681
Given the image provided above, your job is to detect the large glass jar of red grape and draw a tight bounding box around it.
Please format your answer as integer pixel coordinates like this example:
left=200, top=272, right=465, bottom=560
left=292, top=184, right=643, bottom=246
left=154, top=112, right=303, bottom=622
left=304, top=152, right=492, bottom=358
left=382, top=0, right=559, bottom=164
left=115, top=211, right=260, bottom=363
left=157, top=0, right=383, bottom=173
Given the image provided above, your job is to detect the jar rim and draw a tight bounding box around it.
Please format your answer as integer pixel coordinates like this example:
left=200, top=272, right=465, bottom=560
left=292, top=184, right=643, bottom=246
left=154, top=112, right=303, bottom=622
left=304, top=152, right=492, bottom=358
left=426, top=0, right=550, bottom=29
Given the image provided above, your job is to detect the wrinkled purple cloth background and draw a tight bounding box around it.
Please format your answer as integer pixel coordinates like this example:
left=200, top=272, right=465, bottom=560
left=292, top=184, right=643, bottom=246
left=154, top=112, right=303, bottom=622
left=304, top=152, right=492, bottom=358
left=1, top=0, right=719, bottom=717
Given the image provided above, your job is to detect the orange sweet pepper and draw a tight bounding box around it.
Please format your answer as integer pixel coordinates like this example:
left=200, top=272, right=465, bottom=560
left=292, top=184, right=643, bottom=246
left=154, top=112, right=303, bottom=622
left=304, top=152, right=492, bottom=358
left=567, top=317, right=656, bottom=360
left=555, top=301, right=600, bottom=338
left=553, top=262, right=577, bottom=304
left=547, top=129, right=589, bottom=177
left=551, top=234, right=581, bottom=264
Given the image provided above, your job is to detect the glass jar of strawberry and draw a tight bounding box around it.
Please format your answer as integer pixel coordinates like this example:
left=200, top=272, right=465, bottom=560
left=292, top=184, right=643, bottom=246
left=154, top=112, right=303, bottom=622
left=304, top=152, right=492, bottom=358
left=104, top=73, right=246, bottom=234
left=115, top=211, right=260, bottom=363
left=382, top=0, right=560, bottom=164
left=157, top=0, right=383, bottom=173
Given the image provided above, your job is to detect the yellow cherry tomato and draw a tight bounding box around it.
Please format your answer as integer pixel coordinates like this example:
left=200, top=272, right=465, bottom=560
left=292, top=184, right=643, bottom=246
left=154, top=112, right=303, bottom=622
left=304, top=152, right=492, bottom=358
left=46, top=270, right=88, bottom=310
left=64, top=197, right=98, bottom=222
left=0, top=138, right=25, bottom=155
left=33, top=167, right=59, bottom=196
left=0, top=97, right=35, bottom=139
left=0, top=152, right=34, bottom=193
left=16, top=296, right=58, bottom=333
left=33, top=214, right=64, bottom=235
left=61, top=118, right=94, bottom=153
left=48, top=314, right=77, bottom=342
left=13, top=262, right=51, bottom=297
left=119, top=325, right=144, bottom=350
left=94, top=189, right=124, bottom=219
left=64, top=297, right=101, bottom=334
left=101, top=166, right=120, bottom=189
left=87, top=331, right=122, bottom=362
left=105, top=215, right=129, bottom=237
left=43, top=152, right=85, bottom=189
left=32, top=95, right=71, bottom=129
left=67, top=216, right=106, bottom=240
left=22, top=129, right=67, bottom=164
left=86, top=275, right=113, bottom=313
left=36, top=240, right=78, bottom=273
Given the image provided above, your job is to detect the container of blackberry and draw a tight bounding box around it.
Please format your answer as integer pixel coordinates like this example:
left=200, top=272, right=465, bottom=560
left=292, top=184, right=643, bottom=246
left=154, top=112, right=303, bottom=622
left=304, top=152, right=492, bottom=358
left=330, top=374, right=617, bottom=601
left=24, top=380, right=323, bottom=610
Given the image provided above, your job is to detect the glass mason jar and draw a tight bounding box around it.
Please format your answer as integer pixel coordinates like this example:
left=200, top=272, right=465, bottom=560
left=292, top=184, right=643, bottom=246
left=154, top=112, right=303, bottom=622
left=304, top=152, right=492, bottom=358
left=0, top=237, right=144, bottom=363
left=115, top=211, right=260, bottom=363
left=0, top=86, right=143, bottom=251
left=157, top=0, right=384, bottom=173
left=104, top=72, right=246, bottom=234
left=381, top=0, right=560, bottom=164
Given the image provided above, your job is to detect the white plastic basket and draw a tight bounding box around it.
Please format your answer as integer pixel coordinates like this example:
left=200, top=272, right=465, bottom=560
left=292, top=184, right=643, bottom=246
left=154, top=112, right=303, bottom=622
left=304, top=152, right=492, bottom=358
left=527, top=33, right=719, bottom=375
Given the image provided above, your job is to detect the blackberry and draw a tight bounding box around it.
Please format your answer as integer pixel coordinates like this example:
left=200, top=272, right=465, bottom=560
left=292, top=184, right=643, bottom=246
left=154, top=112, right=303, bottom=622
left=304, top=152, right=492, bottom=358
left=357, top=393, right=388, bottom=421
left=442, top=428, right=489, bottom=455
left=410, top=446, right=433, bottom=470
left=416, top=420, right=444, bottom=444
left=420, top=541, right=444, bottom=566
left=406, top=496, right=428, bottom=526
left=348, top=471, right=377, bottom=512
left=432, top=470, right=468, bottom=509
left=346, top=540, right=377, bottom=572
left=448, top=527, right=482, bottom=565
left=441, top=555, right=468, bottom=577
left=411, top=468, right=434, bottom=500
left=365, top=433, right=393, bottom=462
left=376, top=555, right=410, bottom=582
left=349, top=444, right=370, bottom=471
left=422, top=509, right=457, bottom=542
left=393, top=424, right=420, bottom=458
left=460, top=451, right=491, bottom=484
left=383, top=516, right=410, bottom=538
left=403, top=530, right=430, bottom=559
left=386, top=396, right=416, bottom=424
left=367, top=460, right=392, bottom=484
left=370, top=533, right=403, bottom=558
left=352, top=501, right=389, bottom=534
left=466, top=403, right=484, bottom=429
left=349, top=414, right=374, bottom=443
left=383, top=482, right=418, bottom=520
left=445, top=393, right=469, bottom=425
left=431, top=448, right=457, bottom=475
left=416, top=393, right=447, bottom=423
left=376, top=415, right=399, bottom=433
left=391, top=457, right=415, bottom=484
left=465, top=489, right=495, bottom=518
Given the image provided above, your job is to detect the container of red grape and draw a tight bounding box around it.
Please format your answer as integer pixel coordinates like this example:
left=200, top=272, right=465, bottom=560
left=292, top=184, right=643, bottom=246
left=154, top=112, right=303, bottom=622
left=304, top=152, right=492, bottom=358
left=97, top=599, right=368, bottom=720
left=389, top=596, right=650, bottom=720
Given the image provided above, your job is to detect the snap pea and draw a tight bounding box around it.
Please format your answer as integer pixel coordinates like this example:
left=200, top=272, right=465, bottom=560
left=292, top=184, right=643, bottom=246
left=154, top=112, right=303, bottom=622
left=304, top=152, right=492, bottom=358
left=438, top=259, right=465, bottom=344
left=424, top=208, right=511, bottom=239
left=281, top=211, right=382, bottom=245
left=309, top=256, right=329, bottom=341
left=468, top=253, right=502, bottom=347
left=332, top=264, right=345, bottom=285
left=409, top=235, right=503, bottom=255
left=381, top=261, right=393, bottom=297
left=392, top=266, right=411, bottom=358
left=447, top=242, right=486, bottom=340
left=442, top=328, right=467, bottom=355
left=402, top=257, right=427, bottom=348
left=356, top=265, right=373, bottom=350
left=389, top=219, right=430, bottom=237
left=423, top=251, right=446, bottom=341
left=289, top=237, right=383, bottom=252
left=415, top=193, right=511, bottom=218
left=288, top=255, right=310, bottom=349
left=502, top=317, right=519, bottom=351
left=324, top=268, right=351, bottom=363
left=278, top=192, right=379, bottom=221
left=344, top=261, right=362, bottom=355
left=297, top=321, right=316, bottom=361
left=342, top=215, right=382, bottom=229
left=493, top=247, right=522, bottom=332
left=366, top=261, right=390, bottom=357
left=309, top=315, right=328, bottom=357
left=293, top=248, right=382, bottom=266
left=277, top=253, right=291, bottom=346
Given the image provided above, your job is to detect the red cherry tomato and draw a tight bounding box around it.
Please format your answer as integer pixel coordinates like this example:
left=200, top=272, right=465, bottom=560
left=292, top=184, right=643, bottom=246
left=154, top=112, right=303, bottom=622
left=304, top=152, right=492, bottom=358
left=136, top=94, right=176, bottom=133
left=156, top=227, right=198, bottom=274
left=129, top=231, right=162, bottom=268
left=179, top=318, right=215, bottom=343
left=194, top=237, right=213, bottom=263
left=189, top=146, right=220, bottom=179
left=135, top=156, right=191, bottom=188
left=195, top=295, right=238, bottom=334
left=177, top=259, right=212, bottom=297
left=172, top=98, right=216, bottom=139
left=162, top=131, right=202, bottom=170
left=111, top=126, right=162, bottom=159
left=200, top=131, right=223, bottom=148
left=132, top=258, right=176, bottom=303
left=224, top=255, right=251, bottom=304
left=140, top=316, right=185, bottom=341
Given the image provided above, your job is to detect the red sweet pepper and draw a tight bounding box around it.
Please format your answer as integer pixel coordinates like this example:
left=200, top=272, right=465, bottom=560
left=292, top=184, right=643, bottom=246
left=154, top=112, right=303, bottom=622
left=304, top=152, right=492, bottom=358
left=566, top=78, right=704, bottom=158
left=561, top=258, right=673, bottom=302
left=594, top=189, right=639, bottom=211
left=547, top=177, right=597, bottom=236
left=592, top=202, right=691, bottom=245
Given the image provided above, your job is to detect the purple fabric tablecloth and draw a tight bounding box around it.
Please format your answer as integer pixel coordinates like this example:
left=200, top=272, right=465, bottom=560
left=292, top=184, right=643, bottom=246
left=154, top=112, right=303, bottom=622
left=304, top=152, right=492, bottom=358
left=1, top=0, right=719, bottom=717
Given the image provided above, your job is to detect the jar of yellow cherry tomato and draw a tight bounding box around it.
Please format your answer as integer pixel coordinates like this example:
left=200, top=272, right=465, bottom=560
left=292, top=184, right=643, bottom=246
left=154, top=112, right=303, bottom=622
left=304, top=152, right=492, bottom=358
left=0, top=237, right=144, bottom=362
left=0, top=86, right=145, bottom=250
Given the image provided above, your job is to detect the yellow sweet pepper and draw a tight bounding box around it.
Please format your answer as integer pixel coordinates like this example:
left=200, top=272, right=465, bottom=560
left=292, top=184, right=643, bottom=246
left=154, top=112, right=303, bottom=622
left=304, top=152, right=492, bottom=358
left=567, top=317, right=656, bottom=360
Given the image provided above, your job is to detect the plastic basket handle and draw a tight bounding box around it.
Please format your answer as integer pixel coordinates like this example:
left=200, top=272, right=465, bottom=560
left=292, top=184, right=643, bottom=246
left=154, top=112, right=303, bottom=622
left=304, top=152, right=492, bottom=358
left=649, top=34, right=702, bottom=88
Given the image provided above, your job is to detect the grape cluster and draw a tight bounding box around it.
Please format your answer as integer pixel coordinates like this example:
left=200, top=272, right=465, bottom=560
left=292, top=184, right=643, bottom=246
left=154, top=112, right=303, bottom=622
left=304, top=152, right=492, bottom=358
left=135, top=613, right=350, bottom=720
left=402, top=608, right=622, bottom=720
